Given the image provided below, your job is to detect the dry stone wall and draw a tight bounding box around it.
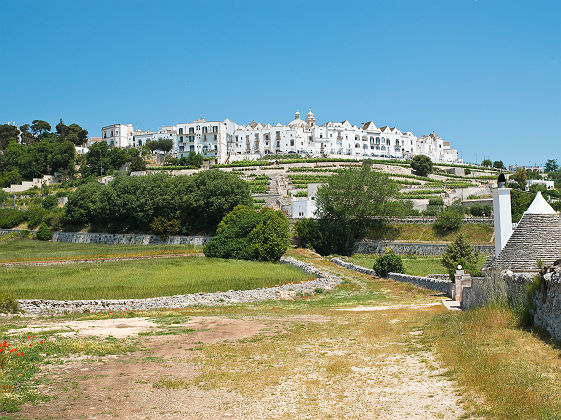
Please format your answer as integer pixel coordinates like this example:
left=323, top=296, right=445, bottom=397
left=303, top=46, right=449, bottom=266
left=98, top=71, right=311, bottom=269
left=51, top=232, right=211, bottom=246
left=17, top=256, right=342, bottom=315
left=461, top=270, right=533, bottom=310
left=330, top=258, right=453, bottom=296
left=354, top=240, right=494, bottom=256
left=534, top=265, right=561, bottom=341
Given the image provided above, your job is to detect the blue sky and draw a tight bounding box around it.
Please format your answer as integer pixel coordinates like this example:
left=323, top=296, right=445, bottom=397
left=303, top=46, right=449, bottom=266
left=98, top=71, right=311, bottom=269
left=1, top=0, right=559, bottom=165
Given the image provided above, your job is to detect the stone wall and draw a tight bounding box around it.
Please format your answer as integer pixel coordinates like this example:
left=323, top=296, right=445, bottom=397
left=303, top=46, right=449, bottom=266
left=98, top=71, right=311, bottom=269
left=51, top=232, right=211, bottom=246
left=461, top=270, right=534, bottom=310
left=330, top=258, right=453, bottom=296
left=533, top=265, right=561, bottom=341
left=354, top=240, right=494, bottom=256
left=18, top=256, right=342, bottom=315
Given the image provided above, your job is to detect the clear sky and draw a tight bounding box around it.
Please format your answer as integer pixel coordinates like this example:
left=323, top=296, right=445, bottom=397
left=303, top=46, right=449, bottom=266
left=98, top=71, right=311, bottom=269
left=1, top=0, right=559, bottom=166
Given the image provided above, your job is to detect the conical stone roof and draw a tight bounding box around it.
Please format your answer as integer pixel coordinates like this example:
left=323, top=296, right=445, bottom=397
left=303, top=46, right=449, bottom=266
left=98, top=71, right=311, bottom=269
left=489, top=192, right=561, bottom=272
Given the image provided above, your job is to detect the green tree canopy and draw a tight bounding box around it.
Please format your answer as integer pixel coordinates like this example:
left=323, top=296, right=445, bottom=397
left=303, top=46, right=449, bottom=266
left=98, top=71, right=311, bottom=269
left=410, top=155, right=433, bottom=177
left=481, top=159, right=493, bottom=167
left=493, top=160, right=505, bottom=170
left=544, top=159, right=559, bottom=173
left=442, top=234, right=478, bottom=281
left=0, top=125, right=19, bottom=150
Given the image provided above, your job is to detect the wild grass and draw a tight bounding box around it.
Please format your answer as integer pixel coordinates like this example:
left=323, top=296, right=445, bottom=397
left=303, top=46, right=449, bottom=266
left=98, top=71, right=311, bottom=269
left=0, top=257, right=314, bottom=300
left=365, top=223, right=494, bottom=244
left=423, top=305, right=561, bottom=418
left=0, top=238, right=199, bottom=263
left=349, top=254, right=488, bottom=277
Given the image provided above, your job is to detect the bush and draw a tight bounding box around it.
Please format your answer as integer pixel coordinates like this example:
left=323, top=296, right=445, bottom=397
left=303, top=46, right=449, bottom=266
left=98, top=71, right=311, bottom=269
left=0, top=209, right=25, bottom=229
left=25, top=206, right=48, bottom=229
left=470, top=203, right=492, bottom=217
left=428, top=198, right=444, bottom=206
left=411, top=155, right=433, bottom=177
left=0, top=293, right=20, bottom=314
left=295, top=218, right=317, bottom=248
left=203, top=205, right=289, bottom=262
left=373, top=252, right=404, bottom=277
left=149, top=217, right=181, bottom=240
left=42, top=194, right=58, bottom=209
left=35, top=222, right=52, bottom=241
left=43, top=207, right=65, bottom=230
left=441, top=234, right=477, bottom=281
left=433, top=209, right=463, bottom=234
left=465, top=168, right=471, bottom=175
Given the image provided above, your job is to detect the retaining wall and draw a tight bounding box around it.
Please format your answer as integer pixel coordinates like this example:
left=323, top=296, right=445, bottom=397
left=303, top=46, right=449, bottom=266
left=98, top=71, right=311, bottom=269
left=330, top=258, right=453, bottom=296
left=534, top=266, right=561, bottom=341
left=354, top=240, right=494, bottom=256
left=50, top=232, right=211, bottom=246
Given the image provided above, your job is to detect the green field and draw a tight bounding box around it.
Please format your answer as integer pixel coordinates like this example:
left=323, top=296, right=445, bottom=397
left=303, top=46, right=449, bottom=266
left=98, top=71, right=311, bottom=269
left=365, top=223, right=494, bottom=244
left=349, top=253, right=488, bottom=277
left=0, top=238, right=200, bottom=262
left=0, top=256, right=313, bottom=300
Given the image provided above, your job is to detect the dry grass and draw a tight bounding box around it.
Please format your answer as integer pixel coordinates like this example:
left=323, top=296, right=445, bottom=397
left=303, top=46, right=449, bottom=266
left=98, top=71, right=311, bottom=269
left=423, top=305, right=561, bottom=418
left=366, top=223, right=494, bottom=244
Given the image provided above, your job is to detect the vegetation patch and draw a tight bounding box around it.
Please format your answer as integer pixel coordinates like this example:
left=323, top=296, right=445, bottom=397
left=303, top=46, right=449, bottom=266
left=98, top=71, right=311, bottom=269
left=0, top=256, right=313, bottom=300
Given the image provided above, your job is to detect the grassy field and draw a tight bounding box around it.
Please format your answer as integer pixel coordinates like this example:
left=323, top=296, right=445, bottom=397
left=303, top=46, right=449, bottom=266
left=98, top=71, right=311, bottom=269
left=349, top=253, right=488, bottom=277
left=1, top=248, right=561, bottom=417
left=0, top=256, right=314, bottom=300
left=0, top=238, right=200, bottom=263
left=366, top=223, right=494, bottom=244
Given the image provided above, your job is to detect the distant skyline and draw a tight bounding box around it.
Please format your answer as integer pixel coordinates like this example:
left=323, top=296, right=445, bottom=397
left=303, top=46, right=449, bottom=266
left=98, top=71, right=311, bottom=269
left=1, top=0, right=559, bottom=166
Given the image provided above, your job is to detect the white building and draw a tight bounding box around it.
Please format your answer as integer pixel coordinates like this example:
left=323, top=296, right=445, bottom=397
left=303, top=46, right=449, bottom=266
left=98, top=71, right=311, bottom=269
left=175, top=118, right=228, bottom=162
left=132, top=126, right=177, bottom=150
left=527, top=179, right=555, bottom=191
left=101, top=124, right=134, bottom=148
left=292, top=183, right=321, bottom=219
left=100, top=110, right=460, bottom=164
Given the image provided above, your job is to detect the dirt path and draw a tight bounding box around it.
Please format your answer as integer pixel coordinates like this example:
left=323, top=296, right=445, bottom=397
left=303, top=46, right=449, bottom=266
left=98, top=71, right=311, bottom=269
left=15, top=309, right=464, bottom=419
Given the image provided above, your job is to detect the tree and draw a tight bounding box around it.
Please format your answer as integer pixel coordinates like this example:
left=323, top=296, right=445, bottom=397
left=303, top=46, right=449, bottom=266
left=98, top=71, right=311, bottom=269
left=35, top=222, right=52, bottom=241
left=510, top=189, right=534, bottom=222
left=410, top=155, right=433, bottom=177
left=18, top=124, right=36, bottom=145
left=84, top=141, right=110, bottom=176
left=481, top=159, right=493, bottom=167
left=30, top=120, right=51, bottom=136
left=42, top=195, right=58, bottom=210
left=545, top=159, right=559, bottom=173
left=157, top=139, right=173, bottom=154
left=203, top=205, right=290, bottom=262
left=493, top=160, right=505, bottom=170
left=0, top=124, right=19, bottom=150
left=442, top=234, right=478, bottom=281
left=433, top=208, right=463, bottom=235
left=311, top=166, right=399, bottom=255
left=511, top=168, right=527, bottom=189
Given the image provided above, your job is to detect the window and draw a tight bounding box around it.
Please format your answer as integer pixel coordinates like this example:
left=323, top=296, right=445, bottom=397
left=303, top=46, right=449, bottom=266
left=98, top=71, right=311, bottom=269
left=214, top=134, right=217, bottom=140
left=212, top=126, right=218, bottom=132
left=202, top=126, right=208, bottom=133
left=180, top=136, right=183, bottom=142
left=189, top=127, right=194, bottom=134
left=290, top=139, right=294, bottom=146
left=179, top=128, right=183, bottom=134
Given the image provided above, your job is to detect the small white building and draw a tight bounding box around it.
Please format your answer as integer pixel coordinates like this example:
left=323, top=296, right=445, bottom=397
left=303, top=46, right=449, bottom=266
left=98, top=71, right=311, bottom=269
left=527, top=179, right=555, bottom=191
left=291, top=183, right=321, bottom=219
left=132, top=126, right=177, bottom=150
left=101, top=124, right=134, bottom=148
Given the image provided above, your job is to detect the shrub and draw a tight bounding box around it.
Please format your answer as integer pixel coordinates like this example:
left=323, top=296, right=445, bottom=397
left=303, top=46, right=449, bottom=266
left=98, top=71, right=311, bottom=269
left=411, top=155, right=433, bottom=177
left=43, top=207, right=65, bottom=230
left=0, top=209, right=25, bottom=229
left=295, top=218, right=317, bottom=248
left=465, top=168, right=471, bottom=175
left=373, top=252, right=404, bottom=277
left=428, top=198, right=444, bottom=206
left=25, top=206, right=48, bottom=229
left=149, top=217, right=181, bottom=240
left=441, top=234, right=477, bottom=281
left=433, top=209, right=463, bottom=235
left=204, top=205, right=289, bottom=262
left=0, top=293, right=20, bottom=314
left=42, top=194, right=58, bottom=209
left=35, top=222, right=52, bottom=241
left=470, top=203, right=492, bottom=217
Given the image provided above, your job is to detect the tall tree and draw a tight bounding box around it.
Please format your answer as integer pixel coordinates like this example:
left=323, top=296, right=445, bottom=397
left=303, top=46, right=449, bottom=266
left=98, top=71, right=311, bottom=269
left=0, top=124, right=19, bottom=150
left=544, top=159, right=559, bottom=173
left=30, top=120, right=51, bottom=136
left=493, top=160, right=505, bottom=170
left=481, top=159, right=493, bottom=167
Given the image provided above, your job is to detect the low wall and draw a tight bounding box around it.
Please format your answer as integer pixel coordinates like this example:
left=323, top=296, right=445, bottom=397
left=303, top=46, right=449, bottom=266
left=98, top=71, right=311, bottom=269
left=461, top=270, right=533, bottom=310
left=370, top=216, right=493, bottom=225
left=534, top=265, right=561, bottom=341
left=18, top=256, right=343, bottom=314
left=51, top=232, right=211, bottom=246
left=354, top=240, right=494, bottom=256
left=330, top=258, right=453, bottom=296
